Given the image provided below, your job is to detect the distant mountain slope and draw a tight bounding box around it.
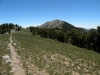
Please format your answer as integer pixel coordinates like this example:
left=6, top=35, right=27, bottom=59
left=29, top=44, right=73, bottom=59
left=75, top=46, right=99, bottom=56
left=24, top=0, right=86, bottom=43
left=39, top=19, right=86, bottom=31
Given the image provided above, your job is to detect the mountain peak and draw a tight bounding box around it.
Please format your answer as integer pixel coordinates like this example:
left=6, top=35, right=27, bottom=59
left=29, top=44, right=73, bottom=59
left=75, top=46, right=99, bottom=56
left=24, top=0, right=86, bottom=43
left=39, top=19, right=75, bottom=30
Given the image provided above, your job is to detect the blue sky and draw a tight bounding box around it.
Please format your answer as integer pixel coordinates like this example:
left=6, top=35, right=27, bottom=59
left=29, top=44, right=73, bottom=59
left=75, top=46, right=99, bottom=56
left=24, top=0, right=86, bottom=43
left=0, top=0, right=100, bottom=29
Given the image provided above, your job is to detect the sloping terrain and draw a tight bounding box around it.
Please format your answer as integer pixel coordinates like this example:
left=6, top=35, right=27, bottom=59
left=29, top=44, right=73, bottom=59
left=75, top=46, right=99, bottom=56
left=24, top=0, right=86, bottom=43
left=39, top=19, right=75, bottom=30
left=0, top=34, right=12, bottom=75
left=8, top=32, right=26, bottom=75
left=11, top=29, right=100, bottom=75
left=39, top=19, right=86, bottom=31
left=0, top=32, right=26, bottom=75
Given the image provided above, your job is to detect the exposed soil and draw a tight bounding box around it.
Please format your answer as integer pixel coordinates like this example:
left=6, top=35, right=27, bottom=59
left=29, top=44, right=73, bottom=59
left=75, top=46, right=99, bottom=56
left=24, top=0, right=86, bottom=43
left=8, top=32, right=26, bottom=75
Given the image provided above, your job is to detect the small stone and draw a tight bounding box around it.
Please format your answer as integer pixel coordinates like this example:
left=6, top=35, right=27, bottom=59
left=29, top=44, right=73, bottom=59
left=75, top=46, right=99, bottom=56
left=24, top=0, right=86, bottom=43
left=7, top=47, right=10, bottom=50
left=14, top=43, right=16, bottom=46
left=16, top=55, right=20, bottom=58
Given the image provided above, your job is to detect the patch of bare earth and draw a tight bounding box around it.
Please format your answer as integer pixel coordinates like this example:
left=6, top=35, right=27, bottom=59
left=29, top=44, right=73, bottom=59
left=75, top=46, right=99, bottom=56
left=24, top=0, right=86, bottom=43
left=27, top=63, right=48, bottom=75
left=8, top=33, right=26, bottom=75
left=50, top=53, right=71, bottom=65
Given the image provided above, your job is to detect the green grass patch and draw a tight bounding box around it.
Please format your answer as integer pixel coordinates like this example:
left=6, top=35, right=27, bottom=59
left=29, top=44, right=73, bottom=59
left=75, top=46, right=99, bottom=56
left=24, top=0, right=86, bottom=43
left=12, top=29, right=100, bottom=75
left=0, top=34, right=12, bottom=75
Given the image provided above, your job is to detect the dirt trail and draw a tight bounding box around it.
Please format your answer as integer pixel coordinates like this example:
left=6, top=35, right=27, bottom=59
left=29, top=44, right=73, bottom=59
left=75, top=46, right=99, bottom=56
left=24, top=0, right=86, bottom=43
left=8, top=32, right=26, bottom=75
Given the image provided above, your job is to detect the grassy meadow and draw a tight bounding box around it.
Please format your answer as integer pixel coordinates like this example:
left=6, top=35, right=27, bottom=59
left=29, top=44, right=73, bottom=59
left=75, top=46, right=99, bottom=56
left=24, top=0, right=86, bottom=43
left=0, top=34, right=12, bottom=75
left=12, top=29, right=100, bottom=75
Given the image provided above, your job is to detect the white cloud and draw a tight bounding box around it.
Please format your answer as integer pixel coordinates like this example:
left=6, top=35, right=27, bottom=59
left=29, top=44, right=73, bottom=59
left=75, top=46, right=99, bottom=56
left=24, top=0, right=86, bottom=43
left=75, top=25, right=97, bottom=29
left=22, top=24, right=41, bottom=28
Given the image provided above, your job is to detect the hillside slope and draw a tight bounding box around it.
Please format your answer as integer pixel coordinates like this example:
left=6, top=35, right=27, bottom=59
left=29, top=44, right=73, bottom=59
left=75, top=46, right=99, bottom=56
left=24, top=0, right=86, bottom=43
left=39, top=19, right=86, bottom=31
left=0, top=34, right=12, bottom=75
left=11, top=29, right=100, bottom=75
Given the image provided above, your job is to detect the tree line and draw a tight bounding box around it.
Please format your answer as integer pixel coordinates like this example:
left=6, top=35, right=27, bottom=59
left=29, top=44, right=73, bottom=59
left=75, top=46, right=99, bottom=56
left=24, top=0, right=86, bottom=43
left=0, top=23, right=22, bottom=34
left=29, top=26, right=100, bottom=53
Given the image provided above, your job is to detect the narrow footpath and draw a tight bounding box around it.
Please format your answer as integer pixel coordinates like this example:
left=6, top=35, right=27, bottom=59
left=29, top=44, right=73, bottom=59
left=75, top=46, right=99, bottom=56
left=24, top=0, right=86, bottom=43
left=8, top=32, right=26, bottom=75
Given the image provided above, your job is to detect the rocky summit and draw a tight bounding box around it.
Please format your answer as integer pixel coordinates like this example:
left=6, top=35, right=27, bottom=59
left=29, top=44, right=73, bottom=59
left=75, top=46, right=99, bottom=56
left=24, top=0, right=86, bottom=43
left=39, top=19, right=87, bottom=31
left=39, top=19, right=75, bottom=30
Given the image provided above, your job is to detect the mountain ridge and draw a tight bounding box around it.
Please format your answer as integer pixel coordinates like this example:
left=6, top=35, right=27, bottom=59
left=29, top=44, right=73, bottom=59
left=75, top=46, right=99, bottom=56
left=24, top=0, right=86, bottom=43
left=38, top=19, right=86, bottom=31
